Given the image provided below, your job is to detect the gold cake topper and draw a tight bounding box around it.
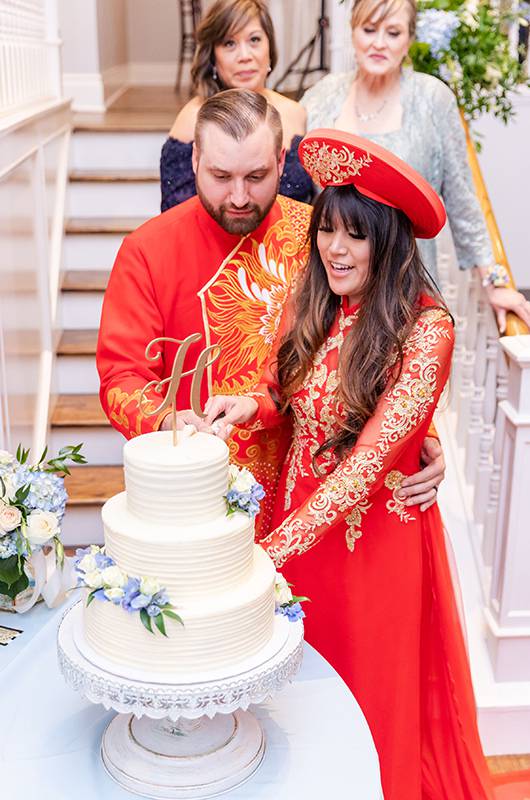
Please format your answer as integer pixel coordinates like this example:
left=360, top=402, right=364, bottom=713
left=139, top=334, right=221, bottom=446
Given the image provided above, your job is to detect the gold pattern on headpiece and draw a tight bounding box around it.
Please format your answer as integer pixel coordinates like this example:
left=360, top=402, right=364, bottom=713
left=301, top=140, right=372, bottom=188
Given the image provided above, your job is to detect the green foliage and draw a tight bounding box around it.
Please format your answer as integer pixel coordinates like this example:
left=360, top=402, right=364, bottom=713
left=140, top=608, right=154, bottom=634
left=154, top=613, right=167, bottom=637
left=411, top=0, right=528, bottom=125
left=0, top=555, right=29, bottom=598
left=42, top=443, right=87, bottom=476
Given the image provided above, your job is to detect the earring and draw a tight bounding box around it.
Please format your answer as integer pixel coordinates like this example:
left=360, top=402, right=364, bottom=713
left=212, top=65, right=218, bottom=81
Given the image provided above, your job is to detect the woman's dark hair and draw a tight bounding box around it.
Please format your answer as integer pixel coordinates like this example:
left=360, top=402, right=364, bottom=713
left=277, top=184, right=446, bottom=464
left=191, top=0, right=278, bottom=99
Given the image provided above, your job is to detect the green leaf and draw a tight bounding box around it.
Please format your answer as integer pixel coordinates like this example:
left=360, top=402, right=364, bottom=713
left=0, top=475, right=6, bottom=499
left=162, top=608, right=184, bottom=625
left=154, top=613, right=167, bottom=637
left=291, top=595, right=310, bottom=604
left=16, top=444, right=22, bottom=463
left=0, top=571, right=29, bottom=599
left=54, top=537, right=65, bottom=568
left=38, top=445, right=48, bottom=465
left=140, top=608, right=154, bottom=634
left=0, top=554, right=24, bottom=587
left=86, top=590, right=97, bottom=606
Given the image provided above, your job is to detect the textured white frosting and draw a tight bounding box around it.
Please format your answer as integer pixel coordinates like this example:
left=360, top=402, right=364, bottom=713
left=124, top=430, right=228, bottom=524
left=103, top=492, right=254, bottom=601
left=84, top=546, right=275, bottom=676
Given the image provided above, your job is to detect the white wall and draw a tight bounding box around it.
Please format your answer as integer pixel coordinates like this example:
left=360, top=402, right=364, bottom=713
left=476, top=90, right=530, bottom=290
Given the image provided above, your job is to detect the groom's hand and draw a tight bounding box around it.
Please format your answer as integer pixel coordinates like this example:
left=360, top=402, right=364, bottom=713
left=398, top=436, right=445, bottom=512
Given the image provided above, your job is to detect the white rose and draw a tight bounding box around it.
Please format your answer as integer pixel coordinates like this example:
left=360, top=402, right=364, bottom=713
left=25, top=511, right=60, bottom=546
left=140, top=576, right=161, bottom=596
left=0, top=501, right=22, bottom=532
left=104, top=587, right=124, bottom=602
left=84, top=570, right=104, bottom=589
left=274, top=574, right=293, bottom=605
left=0, top=450, right=14, bottom=466
left=232, top=468, right=256, bottom=493
left=227, top=465, right=240, bottom=485
left=90, top=544, right=102, bottom=554
left=78, top=554, right=97, bottom=573
left=101, top=565, right=127, bottom=589
left=0, top=474, right=17, bottom=501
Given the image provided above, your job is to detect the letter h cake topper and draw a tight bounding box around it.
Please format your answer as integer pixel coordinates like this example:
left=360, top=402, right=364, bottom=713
left=139, top=333, right=221, bottom=445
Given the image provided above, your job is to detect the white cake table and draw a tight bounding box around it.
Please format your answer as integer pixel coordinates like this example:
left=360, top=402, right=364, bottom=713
left=0, top=599, right=383, bottom=799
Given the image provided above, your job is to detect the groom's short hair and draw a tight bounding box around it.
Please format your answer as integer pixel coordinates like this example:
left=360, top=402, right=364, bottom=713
left=195, top=88, right=283, bottom=156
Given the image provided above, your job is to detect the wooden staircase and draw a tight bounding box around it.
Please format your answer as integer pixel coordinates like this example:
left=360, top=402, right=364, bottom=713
left=51, top=95, right=174, bottom=545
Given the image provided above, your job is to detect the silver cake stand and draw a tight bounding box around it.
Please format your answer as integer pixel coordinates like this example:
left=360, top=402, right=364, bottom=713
left=57, top=601, right=304, bottom=799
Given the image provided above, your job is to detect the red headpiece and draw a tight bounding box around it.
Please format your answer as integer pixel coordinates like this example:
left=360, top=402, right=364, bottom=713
left=298, top=129, right=446, bottom=239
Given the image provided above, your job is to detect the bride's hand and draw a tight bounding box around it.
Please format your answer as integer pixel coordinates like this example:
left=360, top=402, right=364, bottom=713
left=204, top=395, right=259, bottom=438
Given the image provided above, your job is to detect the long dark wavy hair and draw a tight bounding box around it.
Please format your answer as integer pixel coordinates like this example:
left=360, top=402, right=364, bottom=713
left=277, top=184, right=447, bottom=463
left=191, top=0, right=278, bottom=99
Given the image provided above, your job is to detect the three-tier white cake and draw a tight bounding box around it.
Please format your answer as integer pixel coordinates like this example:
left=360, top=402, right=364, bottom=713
left=82, top=429, right=276, bottom=678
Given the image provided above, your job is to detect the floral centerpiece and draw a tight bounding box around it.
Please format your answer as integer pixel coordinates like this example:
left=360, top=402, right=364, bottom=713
left=0, top=444, right=85, bottom=609
left=410, top=0, right=528, bottom=129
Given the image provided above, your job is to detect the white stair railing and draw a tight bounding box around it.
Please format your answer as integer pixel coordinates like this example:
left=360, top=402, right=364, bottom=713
left=0, top=0, right=61, bottom=115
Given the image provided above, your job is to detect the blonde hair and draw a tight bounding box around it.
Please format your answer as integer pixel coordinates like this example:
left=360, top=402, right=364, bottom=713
left=195, top=89, right=283, bottom=156
left=191, top=0, right=278, bottom=99
left=351, top=0, right=417, bottom=37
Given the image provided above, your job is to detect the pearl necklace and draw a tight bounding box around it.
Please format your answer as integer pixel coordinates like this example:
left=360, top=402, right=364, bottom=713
left=354, top=97, right=388, bottom=122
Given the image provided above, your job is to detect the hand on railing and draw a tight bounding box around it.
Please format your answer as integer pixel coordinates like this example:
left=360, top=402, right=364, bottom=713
left=477, top=265, right=530, bottom=334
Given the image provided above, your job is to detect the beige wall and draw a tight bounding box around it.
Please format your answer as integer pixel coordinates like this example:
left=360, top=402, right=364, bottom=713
left=126, top=0, right=179, bottom=64
left=58, top=0, right=100, bottom=73
left=97, top=0, right=128, bottom=72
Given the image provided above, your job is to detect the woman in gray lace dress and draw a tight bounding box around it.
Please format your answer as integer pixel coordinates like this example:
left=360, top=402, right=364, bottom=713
left=301, top=0, right=530, bottom=331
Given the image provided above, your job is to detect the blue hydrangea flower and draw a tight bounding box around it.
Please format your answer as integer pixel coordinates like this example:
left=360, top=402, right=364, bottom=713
left=121, top=577, right=140, bottom=610
left=147, top=603, right=162, bottom=617
left=24, top=470, right=68, bottom=518
left=416, top=9, right=460, bottom=57
left=152, top=590, right=170, bottom=607
left=130, top=593, right=152, bottom=610
left=0, top=533, right=19, bottom=559
left=284, top=602, right=305, bottom=622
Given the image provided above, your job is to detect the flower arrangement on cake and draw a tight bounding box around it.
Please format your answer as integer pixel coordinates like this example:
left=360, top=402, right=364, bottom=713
left=74, top=546, right=183, bottom=637
left=0, top=443, right=85, bottom=609
left=274, top=573, right=308, bottom=622
left=225, top=465, right=265, bottom=518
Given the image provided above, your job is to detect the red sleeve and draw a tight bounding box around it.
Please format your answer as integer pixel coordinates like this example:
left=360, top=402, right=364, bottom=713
left=260, top=308, right=455, bottom=567
left=96, top=235, right=171, bottom=439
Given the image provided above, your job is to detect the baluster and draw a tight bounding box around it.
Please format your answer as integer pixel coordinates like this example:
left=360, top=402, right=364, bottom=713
left=472, top=311, right=499, bottom=536
left=482, top=345, right=508, bottom=564
left=464, top=294, right=487, bottom=482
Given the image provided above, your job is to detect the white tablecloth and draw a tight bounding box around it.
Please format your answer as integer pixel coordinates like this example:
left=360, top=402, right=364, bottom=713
left=0, top=600, right=383, bottom=799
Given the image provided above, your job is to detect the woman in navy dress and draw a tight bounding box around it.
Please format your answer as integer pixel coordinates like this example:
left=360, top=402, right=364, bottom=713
left=160, top=0, right=313, bottom=211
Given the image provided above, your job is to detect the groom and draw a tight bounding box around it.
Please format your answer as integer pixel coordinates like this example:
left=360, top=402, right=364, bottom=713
left=97, top=89, right=444, bottom=535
